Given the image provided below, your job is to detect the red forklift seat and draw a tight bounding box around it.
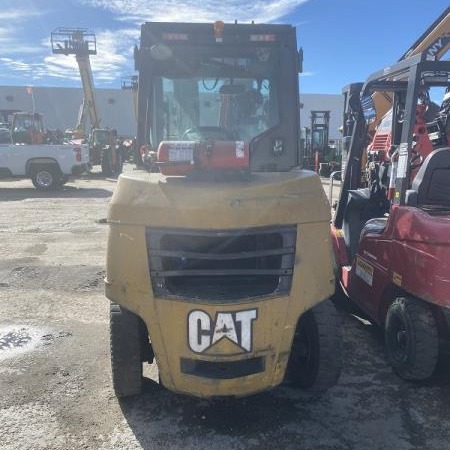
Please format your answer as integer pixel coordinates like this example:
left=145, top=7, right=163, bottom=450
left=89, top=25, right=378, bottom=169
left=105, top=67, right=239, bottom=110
left=360, top=217, right=388, bottom=241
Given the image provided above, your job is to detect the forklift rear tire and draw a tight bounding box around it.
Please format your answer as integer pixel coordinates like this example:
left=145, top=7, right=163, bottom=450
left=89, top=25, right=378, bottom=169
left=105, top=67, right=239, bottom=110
left=101, top=151, right=113, bottom=177
left=385, top=297, right=438, bottom=380
left=286, top=299, right=342, bottom=392
left=114, top=152, right=123, bottom=175
left=110, top=303, right=144, bottom=397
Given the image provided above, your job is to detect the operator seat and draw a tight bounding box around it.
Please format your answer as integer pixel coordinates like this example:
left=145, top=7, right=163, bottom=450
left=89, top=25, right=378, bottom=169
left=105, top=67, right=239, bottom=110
left=342, top=188, right=386, bottom=260
left=405, top=147, right=450, bottom=208
left=360, top=217, right=388, bottom=241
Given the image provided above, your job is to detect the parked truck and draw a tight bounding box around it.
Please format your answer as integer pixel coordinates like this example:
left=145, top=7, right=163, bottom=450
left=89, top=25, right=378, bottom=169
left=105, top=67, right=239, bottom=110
left=0, top=122, right=89, bottom=189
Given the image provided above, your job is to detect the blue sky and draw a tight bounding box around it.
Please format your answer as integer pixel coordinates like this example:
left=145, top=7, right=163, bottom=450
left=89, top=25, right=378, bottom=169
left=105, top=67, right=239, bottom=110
left=0, top=0, right=448, bottom=94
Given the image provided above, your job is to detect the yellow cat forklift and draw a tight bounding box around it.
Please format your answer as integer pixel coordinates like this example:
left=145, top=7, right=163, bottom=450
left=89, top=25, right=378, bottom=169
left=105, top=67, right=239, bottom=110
left=105, top=21, right=341, bottom=398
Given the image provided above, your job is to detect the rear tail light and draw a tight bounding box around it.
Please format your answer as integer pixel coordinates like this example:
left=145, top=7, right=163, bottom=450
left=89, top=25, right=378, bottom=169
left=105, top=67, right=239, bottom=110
left=250, top=34, right=277, bottom=42
left=162, top=33, right=188, bottom=41
left=214, top=21, right=224, bottom=42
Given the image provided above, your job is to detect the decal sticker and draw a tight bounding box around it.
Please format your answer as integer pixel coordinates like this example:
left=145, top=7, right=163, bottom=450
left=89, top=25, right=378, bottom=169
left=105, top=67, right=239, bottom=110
left=392, top=272, right=402, bottom=286
left=235, top=141, right=245, bottom=159
left=168, top=142, right=194, bottom=162
left=396, top=143, right=409, bottom=179
left=168, top=147, right=194, bottom=162
left=188, top=309, right=257, bottom=353
left=426, top=36, right=450, bottom=60
left=355, top=256, right=374, bottom=286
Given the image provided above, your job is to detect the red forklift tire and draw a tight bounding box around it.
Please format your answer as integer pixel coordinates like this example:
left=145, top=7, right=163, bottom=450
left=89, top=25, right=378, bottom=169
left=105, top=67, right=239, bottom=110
left=110, top=303, right=144, bottom=397
left=385, top=297, right=439, bottom=380
left=286, top=299, right=342, bottom=392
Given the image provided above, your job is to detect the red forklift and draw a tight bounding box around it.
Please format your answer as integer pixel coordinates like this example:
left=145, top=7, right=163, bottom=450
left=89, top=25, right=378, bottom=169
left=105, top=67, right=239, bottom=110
left=11, top=112, right=45, bottom=145
left=332, top=54, right=450, bottom=380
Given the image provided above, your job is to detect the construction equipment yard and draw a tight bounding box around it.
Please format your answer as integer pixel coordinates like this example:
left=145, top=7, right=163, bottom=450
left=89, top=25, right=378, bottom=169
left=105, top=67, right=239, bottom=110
left=0, top=6, right=449, bottom=449
left=1, top=170, right=449, bottom=450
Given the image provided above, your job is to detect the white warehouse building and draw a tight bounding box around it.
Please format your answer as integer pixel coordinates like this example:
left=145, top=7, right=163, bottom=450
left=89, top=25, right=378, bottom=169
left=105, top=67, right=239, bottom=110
left=0, top=86, right=344, bottom=140
left=0, top=86, right=136, bottom=137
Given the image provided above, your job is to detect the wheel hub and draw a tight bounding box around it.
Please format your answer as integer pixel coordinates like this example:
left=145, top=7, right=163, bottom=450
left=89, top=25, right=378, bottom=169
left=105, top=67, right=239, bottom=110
left=36, top=171, right=53, bottom=187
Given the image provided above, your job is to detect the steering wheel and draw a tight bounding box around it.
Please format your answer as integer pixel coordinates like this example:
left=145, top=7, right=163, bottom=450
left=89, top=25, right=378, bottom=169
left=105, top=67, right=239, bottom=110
left=181, top=126, right=233, bottom=141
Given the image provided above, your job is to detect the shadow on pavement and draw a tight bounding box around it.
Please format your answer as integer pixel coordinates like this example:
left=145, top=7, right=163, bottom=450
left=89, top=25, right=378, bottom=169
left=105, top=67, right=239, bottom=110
left=0, top=185, right=113, bottom=201
left=119, top=377, right=335, bottom=450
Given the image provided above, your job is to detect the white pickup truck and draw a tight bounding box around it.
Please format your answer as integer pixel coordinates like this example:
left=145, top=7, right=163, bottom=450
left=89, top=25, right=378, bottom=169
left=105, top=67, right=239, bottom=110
left=0, top=128, right=89, bottom=189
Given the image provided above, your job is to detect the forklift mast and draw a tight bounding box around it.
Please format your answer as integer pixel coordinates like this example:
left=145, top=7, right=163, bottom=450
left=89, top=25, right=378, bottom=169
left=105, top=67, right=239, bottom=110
left=335, top=7, right=450, bottom=226
left=340, top=83, right=364, bottom=181
left=334, top=55, right=450, bottom=227
left=310, top=110, right=330, bottom=160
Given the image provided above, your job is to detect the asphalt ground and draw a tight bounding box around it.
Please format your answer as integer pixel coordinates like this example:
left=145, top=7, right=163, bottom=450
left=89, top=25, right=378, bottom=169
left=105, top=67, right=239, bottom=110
left=0, top=169, right=449, bottom=450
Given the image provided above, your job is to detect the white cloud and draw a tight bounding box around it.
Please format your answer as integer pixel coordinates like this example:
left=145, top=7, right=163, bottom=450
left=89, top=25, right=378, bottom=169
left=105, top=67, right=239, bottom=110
left=2, top=1, right=310, bottom=86
left=0, top=9, right=43, bottom=21
left=0, top=9, right=48, bottom=57
left=0, top=58, right=47, bottom=84
left=68, top=0, right=310, bottom=84
left=0, top=58, right=33, bottom=72
left=79, top=0, right=310, bottom=24
left=0, top=36, right=44, bottom=56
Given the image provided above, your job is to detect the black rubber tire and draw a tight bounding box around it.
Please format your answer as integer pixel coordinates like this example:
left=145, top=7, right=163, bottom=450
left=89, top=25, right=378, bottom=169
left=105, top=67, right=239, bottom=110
left=101, top=150, right=113, bottom=176
left=30, top=164, right=60, bottom=190
left=114, top=151, right=123, bottom=175
left=385, top=297, right=438, bottom=380
left=110, top=303, right=143, bottom=397
left=286, top=299, right=342, bottom=392
left=59, top=175, right=69, bottom=185
left=54, top=175, right=69, bottom=188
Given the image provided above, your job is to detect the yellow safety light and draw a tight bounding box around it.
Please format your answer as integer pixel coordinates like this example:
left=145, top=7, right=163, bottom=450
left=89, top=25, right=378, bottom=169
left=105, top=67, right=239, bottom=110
left=214, top=21, right=224, bottom=42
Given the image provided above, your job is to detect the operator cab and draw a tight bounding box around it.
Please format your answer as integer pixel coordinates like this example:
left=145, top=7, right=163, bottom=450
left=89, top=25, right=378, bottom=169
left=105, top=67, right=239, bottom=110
left=135, top=22, right=302, bottom=176
left=11, top=112, right=45, bottom=145
left=91, top=128, right=111, bottom=147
